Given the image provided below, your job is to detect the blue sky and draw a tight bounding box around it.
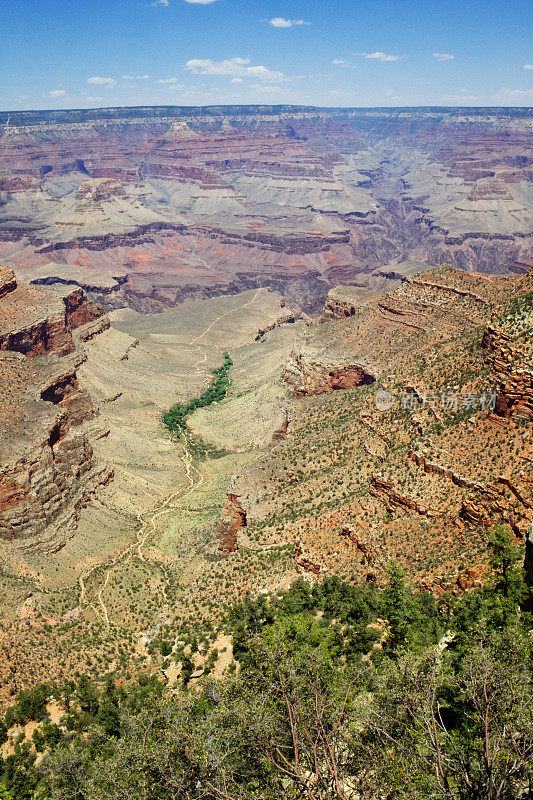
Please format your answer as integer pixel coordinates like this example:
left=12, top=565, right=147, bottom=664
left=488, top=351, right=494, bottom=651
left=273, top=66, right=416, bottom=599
left=0, top=0, right=531, bottom=110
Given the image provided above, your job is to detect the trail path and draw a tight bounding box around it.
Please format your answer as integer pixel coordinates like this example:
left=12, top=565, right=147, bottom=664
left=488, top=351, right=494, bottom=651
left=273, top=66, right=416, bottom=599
left=94, top=433, right=203, bottom=627
left=89, top=287, right=263, bottom=627
left=189, top=287, right=263, bottom=345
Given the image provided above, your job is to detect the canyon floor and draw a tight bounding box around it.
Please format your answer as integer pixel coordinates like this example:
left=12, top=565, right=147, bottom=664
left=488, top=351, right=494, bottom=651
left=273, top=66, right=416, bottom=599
left=0, top=283, right=307, bottom=697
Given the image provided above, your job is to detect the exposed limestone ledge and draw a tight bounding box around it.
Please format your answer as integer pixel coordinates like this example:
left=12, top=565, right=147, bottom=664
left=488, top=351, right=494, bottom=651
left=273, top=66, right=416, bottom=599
left=255, top=313, right=297, bottom=340
left=370, top=474, right=435, bottom=517
left=0, top=281, right=107, bottom=358
left=0, top=265, right=17, bottom=298
left=0, top=405, right=113, bottom=542
left=320, top=285, right=381, bottom=323
left=0, top=278, right=112, bottom=544
left=409, top=449, right=531, bottom=536
left=294, top=540, right=325, bottom=577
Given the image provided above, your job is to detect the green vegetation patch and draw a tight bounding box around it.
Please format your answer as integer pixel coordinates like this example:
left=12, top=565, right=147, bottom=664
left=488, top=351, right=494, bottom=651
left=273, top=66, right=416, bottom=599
left=163, top=352, right=233, bottom=435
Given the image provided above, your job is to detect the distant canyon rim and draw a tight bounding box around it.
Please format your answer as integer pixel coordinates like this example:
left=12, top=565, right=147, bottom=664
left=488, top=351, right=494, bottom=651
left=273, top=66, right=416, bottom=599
left=0, top=105, right=531, bottom=316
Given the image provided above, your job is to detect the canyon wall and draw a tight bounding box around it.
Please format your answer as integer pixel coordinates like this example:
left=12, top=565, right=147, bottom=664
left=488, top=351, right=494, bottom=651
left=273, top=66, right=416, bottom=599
left=0, top=268, right=113, bottom=545
left=283, top=349, right=377, bottom=397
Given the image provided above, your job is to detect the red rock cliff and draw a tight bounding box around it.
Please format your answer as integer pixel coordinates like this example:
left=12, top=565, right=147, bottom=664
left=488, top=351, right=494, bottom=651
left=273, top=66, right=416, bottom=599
left=0, top=272, right=112, bottom=545
left=217, top=493, right=247, bottom=554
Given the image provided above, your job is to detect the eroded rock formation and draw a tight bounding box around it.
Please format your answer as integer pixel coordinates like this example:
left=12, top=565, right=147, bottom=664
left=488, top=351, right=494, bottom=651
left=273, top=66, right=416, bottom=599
left=0, top=274, right=107, bottom=358
left=0, top=270, right=113, bottom=544
left=0, top=265, right=17, bottom=298
left=217, top=493, right=247, bottom=554
left=283, top=349, right=376, bottom=397
left=1, top=106, right=531, bottom=316
left=320, top=286, right=382, bottom=323
left=482, top=321, right=533, bottom=420
left=294, top=540, right=325, bottom=577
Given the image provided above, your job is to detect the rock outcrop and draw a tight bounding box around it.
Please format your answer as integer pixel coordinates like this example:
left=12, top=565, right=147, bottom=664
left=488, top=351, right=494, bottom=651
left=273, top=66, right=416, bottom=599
left=320, top=286, right=381, bottom=323
left=255, top=313, right=296, bottom=340
left=340, top=525, right=375, bottom=563
left=370, top=475, right=434, bottom=517
left=482, top=320, right=533, bottom=420
left=0, top=272, right=107, bottom=358
left=409, top=449, right=531, bottom=536
left=283, top=349, right=376, bottom=397
left=459, top=475, right=531, bottom=537
left=216, top=493, right=247, bottom=554
left=0, top=265, right=17, bottom=298
left=294, top=540, right=325, bottom=577
left=271, top=411, right=290, bottom=445
left=0, top=406, right=113, bottom=541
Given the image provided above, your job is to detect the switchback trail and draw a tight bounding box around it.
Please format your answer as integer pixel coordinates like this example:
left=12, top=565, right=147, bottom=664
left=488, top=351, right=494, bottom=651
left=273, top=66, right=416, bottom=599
left=94, top=433, right=203, bottom=627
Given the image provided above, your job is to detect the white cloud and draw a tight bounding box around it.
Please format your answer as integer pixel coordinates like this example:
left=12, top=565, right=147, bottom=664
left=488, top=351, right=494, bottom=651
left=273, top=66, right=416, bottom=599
left=494, top=86, right=533, bottom=102
left=183, top=0, right=218, bottom=4
left=433, top=52, right=454, bottom=61
left=157, top=77, right=179, bottom=83
left=523, top=64, right=533, bottom=70
left=358, top=51, right=404, bottom=62
left=122, top=74, right=149, bottom=80
left=268, top=17, right=309, bottom=27
left=331, top=58, right=357, bottom=69
left=86, top=96, right=104, bottom=102
left=87, top=76, right=117, bottom=86
left=45, top=89, right=67, bottom=97
left=231, top=77, right=243, bottom=83
left=151, top=0, right=169, bottom=6
left=184, top=57, right=285, bottom=81
left=168, top=83, right=187, bottom=90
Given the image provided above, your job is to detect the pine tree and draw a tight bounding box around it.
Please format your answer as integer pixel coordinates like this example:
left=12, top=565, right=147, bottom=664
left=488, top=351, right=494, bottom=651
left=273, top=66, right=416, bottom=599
left=76, top=675, right=99, bottom=716
left=382, top=562, right=410, bottom=650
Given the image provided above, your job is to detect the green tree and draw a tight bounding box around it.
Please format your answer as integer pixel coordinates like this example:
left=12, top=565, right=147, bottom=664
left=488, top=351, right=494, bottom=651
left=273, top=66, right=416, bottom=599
left=60, top=681, right=75, bottom=714
left=76, top=675, right=99, bottom=716
left=486, top=525, right=527, bottom=626
left=382, top=561, right=410, bottom=650
left=97, top=698, right=121, bottom=738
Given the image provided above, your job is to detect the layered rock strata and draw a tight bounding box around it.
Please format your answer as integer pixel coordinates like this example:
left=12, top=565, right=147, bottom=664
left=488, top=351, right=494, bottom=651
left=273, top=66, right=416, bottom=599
left=0, top=269, right=112, bottom=544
